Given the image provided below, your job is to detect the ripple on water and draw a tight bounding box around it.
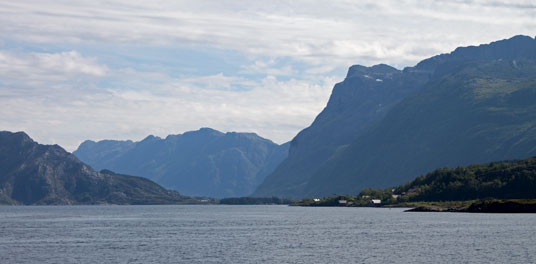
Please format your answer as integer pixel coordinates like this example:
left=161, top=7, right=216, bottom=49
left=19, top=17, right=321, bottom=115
left=0, top=205, right=535, bottom=263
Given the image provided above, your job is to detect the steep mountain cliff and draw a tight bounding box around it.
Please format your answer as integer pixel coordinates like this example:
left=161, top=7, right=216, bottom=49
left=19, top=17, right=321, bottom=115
left=0, top=131, right=201, bottom=205
left=74, top=128, right=289, bottom=198
left=255, top=35, right=536, bottom=198
left=252, top=64, right=431, bottom=197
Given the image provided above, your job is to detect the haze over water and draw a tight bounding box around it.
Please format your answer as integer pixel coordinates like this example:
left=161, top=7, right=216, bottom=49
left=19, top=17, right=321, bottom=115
left=1, top=205, right=534, bottom=263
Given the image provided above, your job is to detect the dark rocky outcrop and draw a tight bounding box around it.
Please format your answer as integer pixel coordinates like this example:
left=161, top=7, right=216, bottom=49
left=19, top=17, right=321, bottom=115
left=406, top=200, right=536, bottom=213
left=464, top=200, right=536, bottom=213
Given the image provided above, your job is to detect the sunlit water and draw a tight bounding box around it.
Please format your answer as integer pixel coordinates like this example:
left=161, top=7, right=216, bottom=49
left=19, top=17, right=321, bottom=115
left=0, top=205, right=535, bottom=263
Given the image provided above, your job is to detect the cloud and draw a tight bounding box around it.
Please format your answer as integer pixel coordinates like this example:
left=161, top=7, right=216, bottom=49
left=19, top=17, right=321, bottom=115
left=0, top=0, right=534, bottom=150
left=0, top=50, right=107, bottom=84
left=0, top=52, right=336, bottom=150
left=241, top=60, right=296, bottom=77
left=1, top=1, right=534, bottom=68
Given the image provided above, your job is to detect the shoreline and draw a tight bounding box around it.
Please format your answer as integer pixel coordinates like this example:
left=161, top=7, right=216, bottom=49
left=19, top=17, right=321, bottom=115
left=295, top=199, right=536, bottom=213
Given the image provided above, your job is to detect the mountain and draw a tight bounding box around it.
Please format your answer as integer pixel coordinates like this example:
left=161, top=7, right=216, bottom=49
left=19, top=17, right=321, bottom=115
left=74, top=128, right=289, bottom=198
left=254, top=35, right=536, bottom=198
left=252, top=64, right=431, bottom=197
left=0, top=131, right=202, bottom=205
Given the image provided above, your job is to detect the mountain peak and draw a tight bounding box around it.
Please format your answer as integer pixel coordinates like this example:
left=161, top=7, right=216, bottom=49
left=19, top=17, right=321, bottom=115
left=197, top=127, right=223, bottom=134
left=346, top=64, right=400, bottom=79
left=78, top=139, right=96, bottom=148
left=415, top=35, right=536, bottom=72
left=0, top=130, right=33, bottom=141
left=451, top=34, right=535, bottom=59
left=0, top=131, right=35, bottom=150
left=141, top=135, right=161, bottom=142
left=180, top=127, right=224, bottom=138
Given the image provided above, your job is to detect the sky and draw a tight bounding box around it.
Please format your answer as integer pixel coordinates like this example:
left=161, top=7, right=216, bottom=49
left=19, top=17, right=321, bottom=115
left=0, top=0, right=535, bottom=151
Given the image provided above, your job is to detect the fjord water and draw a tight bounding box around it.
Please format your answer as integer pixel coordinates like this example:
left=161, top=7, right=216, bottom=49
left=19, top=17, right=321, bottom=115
left=1, top=206, right=535, bottom=263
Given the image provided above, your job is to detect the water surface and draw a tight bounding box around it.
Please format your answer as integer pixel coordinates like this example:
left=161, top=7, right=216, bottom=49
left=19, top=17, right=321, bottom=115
left=0, top=205, right=534, bottom=263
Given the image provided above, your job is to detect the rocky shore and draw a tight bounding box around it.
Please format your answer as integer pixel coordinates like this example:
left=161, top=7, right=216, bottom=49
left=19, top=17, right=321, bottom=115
left=406, top=200, right=536, bottom=213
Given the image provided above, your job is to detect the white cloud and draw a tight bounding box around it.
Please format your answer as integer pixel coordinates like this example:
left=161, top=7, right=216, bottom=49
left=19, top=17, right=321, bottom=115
left=0, top=50, right=107, bottom=83
left=0, top=57, right=336, bottom=150
left=0, top=1, right=534, bottom=68
left=241, top=60, right=296, bottom=76
left=0, top=0, right=534, bottom=151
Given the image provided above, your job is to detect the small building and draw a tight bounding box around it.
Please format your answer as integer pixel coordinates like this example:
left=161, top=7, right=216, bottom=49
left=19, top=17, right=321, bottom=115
left=313, top=198, right=320, bottom=202
left=338, top=200, right=347, bottom=205
left=371, top=199, right=381, bottom=204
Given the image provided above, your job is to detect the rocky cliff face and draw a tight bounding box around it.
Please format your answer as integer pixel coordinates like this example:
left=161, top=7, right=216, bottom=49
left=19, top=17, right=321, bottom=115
left=0, top=131, right=200, bottom=205
left=74, top=128, right=289, bottom=198
left=253, top=63, right=432, bottom=197
left=255, top=35, right=536, bottom=198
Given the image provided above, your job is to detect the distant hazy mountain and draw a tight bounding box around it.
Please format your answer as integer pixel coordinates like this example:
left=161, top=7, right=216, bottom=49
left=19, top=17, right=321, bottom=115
left=0, top=131, right=200, bottom=205
left=74, top=128, right=289, bottom=198
left=254, top=35, right=536, bottom=198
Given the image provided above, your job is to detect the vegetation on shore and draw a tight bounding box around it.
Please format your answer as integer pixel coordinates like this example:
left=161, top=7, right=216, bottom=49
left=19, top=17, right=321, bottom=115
left=294, top=157, right=536, bottom=212
left=395, top=157, right=536, bottom=202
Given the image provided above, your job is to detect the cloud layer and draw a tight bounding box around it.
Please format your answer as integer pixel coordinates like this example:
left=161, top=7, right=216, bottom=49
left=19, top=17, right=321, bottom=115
left=0, top=0, right=534, bottom=150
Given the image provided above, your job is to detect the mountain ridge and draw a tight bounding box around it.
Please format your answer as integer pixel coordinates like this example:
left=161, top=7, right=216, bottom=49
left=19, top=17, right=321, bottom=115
left=74, top=128, right=289, bottom=198
left=254, top=35, right=536, bottom=198
left=0, top=131, right=203, bottom=205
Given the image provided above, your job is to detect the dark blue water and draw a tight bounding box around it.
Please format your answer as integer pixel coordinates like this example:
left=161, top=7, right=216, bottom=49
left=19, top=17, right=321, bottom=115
left=0, top=205, right=535, bottom=263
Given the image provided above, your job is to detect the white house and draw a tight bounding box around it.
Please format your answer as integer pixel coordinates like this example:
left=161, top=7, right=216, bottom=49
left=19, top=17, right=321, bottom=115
left=371, top=199, right=381, bottom=204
